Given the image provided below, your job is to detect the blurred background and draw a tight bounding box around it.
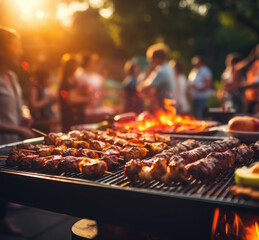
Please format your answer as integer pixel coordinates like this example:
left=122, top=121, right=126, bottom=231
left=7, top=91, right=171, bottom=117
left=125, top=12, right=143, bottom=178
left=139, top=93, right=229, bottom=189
left=1, top=0, right=258, bottom=87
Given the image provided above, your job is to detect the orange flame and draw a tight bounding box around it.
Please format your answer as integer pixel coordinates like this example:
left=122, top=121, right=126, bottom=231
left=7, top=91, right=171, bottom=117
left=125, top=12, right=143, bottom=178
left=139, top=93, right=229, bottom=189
left=246, top=222, right=259, bottom=240
left=122, top=98, right=213, bottom=133
left=212, top=210, right=259, bottom=240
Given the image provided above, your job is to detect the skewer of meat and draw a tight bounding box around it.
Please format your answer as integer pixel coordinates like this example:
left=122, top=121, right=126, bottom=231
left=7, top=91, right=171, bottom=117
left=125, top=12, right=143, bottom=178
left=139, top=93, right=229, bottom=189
left=44, top=129, right=174, bottom=147
left=46, top=135, right=170, bottom=161
left=17, top=154, right=108, bottom=177
left=124, top=139, right=200, bottom=181
left=162, top=137, right=240, bottom=182
left=186, top=144, right=254, bottom=182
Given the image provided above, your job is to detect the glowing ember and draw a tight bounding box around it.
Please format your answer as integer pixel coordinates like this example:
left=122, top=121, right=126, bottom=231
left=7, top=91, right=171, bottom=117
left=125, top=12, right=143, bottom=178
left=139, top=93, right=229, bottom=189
left=120, top=98, right=214, bottom=133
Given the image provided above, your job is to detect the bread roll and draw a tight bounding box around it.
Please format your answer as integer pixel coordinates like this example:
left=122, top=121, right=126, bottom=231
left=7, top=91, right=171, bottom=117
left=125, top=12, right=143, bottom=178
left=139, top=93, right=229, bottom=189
left=228, top=116, right=259, bottom=131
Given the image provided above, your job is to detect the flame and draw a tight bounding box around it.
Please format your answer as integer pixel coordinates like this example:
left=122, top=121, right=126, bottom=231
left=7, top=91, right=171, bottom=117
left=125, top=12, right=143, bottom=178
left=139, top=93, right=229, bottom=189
left=246, top=222, right=259, bottom=240
left=121, top=98, right=213, bottom=133
left=211, top=208, right=220, bottom=239
left=212, top=210, right=259, bottom=240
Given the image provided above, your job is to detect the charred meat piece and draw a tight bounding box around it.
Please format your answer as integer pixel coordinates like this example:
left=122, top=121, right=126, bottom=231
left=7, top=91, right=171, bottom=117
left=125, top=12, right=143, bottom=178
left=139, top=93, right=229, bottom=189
left=37, top=145, right=55, bottom=157
left=123, top=132, right=139, bottom=140
left=78, top=149, right=99, bottom=158
left=124, top=159, right=144, bottom=180
left=44, top=155, right=64, bottom=172
left=121, top=146, right=148, bottom=161
left=19, top=155, right=39, bottom=170
left=104, top=145, right=122, bottom=152
left=89, top=140, right=107, bottom=151
left=68, top=130, right=81, bottom=139
left=186, top=144, right=254, bottom=182
left=126, top=139, right=145, bottom=147
left=145, top=142, right=168, bottom=155
left=112, top=138, right=128, bottom=147
left=96, top=134, right=114, bottom=143
left=80, top=130, right=96, bottom=141
left=6, top=150, right=27, bottom=166
left=62, top=148, right=79, bottom=157
left=73, top=141, right=90, bottom=149
left=52, top=145, right=67, bottom=155
left=155, top=134, right=174, bottom=145
left=44, top=132, right=63, bottom=145
left=101, top=155, right=120, bottom=170
left=79, top=158, right=107, bottom=178
left=139, top=133, right=156, bottom=143
left=231, top=144, right=254, bottom=163
left=58, top=156, right=84, bottom=172
left=100, top=148, right=121, bottom=170
left=186, top=151, right=236, bottom=182
left=18, top=143, right=35, bottom=150
left=32, top=156, right=50, bottom=170
left=55, top=136, right=76, bottom=147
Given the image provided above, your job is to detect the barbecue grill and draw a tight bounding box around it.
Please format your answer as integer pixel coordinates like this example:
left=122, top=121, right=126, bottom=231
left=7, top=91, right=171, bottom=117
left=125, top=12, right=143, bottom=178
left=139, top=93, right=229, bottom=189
left=0, top=136, right=259, bottom=240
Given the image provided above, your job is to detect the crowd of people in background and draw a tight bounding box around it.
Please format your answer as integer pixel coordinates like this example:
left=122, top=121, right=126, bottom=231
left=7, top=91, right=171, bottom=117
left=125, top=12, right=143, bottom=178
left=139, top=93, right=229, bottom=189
left=1, top=26, right=259, bottom=142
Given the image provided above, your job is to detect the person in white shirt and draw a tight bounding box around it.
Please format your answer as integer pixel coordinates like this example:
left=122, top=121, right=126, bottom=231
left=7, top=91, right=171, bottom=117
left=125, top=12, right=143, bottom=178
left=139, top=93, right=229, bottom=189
left=170, top=60, right=189, bottom=115
left=76, top=53, right=104, bottom=114
left=188, top=56, right=213, bottom=119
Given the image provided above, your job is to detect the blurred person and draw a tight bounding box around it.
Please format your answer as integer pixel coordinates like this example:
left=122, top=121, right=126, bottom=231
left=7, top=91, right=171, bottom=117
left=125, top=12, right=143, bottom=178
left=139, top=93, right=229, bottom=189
left=220, top=53, right=244, bottom=112
left=170, top=60, right=189, bottom=115
left=28, top=69, right=57, bottom=133
left=76, top=53, right=104, bottom=114
left=138, top=43, right=176, bottom=113
left=0, top=26, right=34, bottom=144
left=59, top=54, right=90, bottom=132
left=122, top=59, right=144, bottom=114
left=0, top=26, right=35, bottom=236
left=188, top=56, right=213, bottom=119
left=232, top=44, right=259, bottom=113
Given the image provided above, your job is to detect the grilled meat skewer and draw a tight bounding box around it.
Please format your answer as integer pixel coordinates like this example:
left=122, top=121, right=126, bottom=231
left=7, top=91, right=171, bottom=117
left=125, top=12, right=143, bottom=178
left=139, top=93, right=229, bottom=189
left=17, top=154, right=108, bottom=177
left=124, top=139, right=200, bottom=181
left=164, top=137, right=240, bottom=182
left=186, top=144, right=254, bottom=182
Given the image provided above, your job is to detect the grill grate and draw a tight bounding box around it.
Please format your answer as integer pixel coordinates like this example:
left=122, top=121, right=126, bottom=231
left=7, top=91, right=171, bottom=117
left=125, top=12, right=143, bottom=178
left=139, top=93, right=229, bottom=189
left=0, top=137, right=259, bottom=212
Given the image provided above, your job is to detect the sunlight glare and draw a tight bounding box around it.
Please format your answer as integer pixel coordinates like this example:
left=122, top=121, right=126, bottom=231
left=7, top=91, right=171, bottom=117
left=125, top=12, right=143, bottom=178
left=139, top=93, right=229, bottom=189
left=56, top=1, right=89, bottom=27
left=99, top=7, right=114, bottom=19
left=12, top=0, right=43, bottom=20
left=36, top=10, right=46, bottom=19
left=89, top=0, right=104, bottom=9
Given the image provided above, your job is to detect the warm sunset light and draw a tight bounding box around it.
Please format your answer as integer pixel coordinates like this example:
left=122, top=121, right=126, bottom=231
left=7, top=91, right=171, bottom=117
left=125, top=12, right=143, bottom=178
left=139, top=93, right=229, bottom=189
left=11, top=0, right=46, bottom=21
left=56, top=1, right=89, bottom=27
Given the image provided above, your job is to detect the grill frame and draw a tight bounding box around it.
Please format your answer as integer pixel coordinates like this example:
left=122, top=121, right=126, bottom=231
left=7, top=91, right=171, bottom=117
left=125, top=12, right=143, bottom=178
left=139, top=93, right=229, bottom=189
left=0, top=136, right=259, bottom=239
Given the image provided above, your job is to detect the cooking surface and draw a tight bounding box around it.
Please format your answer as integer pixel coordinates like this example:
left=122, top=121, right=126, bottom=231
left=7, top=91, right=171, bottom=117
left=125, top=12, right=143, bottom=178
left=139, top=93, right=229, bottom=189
left=0, top=136, right=259, bottom=239
left=1, top=136, right=259, bottom=211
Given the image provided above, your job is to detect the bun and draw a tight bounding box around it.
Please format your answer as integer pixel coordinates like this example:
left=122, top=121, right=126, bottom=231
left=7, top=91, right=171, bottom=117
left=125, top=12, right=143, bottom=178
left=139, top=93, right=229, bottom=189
left=228, top=116, right=259, bottom=131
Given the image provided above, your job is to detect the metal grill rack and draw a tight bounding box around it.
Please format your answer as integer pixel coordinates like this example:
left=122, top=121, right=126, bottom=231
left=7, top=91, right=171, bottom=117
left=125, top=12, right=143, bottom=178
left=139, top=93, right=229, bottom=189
left=0, top=136, right=259, bottom=239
